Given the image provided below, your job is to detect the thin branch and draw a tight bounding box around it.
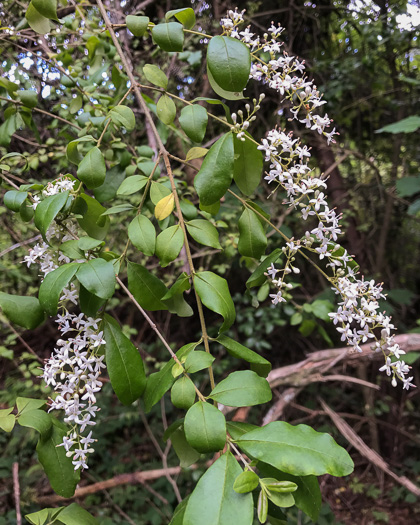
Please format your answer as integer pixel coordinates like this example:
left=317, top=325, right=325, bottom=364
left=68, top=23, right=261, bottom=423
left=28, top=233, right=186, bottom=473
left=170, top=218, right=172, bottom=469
left=13, top=462, right=21, bottom=525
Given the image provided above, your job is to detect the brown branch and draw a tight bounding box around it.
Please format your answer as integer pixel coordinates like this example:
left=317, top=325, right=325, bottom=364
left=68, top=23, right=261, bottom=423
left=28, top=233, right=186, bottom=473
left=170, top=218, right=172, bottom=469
left=13, top=462, right=21, bottom=525
left=319, top=398, right=420, bottom=497
left=36, top=466, right=183, bottom=506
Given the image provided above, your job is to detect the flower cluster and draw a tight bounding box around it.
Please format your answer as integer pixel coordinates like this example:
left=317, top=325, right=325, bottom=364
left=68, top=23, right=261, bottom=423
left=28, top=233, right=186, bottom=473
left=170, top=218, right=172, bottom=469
left=23, top=178, right=107, bottom=468
left=44, top=312, right=106, bottom=469
left=221, top=9, right=415, bottom=390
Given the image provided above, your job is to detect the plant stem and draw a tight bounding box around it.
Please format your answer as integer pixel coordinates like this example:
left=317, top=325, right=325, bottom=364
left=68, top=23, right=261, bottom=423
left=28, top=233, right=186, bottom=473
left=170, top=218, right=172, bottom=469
left=97, top=0, right=215, bottom=390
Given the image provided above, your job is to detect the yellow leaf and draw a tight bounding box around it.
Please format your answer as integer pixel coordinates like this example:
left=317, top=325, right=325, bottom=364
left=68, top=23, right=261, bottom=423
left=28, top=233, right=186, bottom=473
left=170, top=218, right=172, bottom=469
left=186, top=147, right=208, bottom=162
left=155, top=193, right=175, bottom=220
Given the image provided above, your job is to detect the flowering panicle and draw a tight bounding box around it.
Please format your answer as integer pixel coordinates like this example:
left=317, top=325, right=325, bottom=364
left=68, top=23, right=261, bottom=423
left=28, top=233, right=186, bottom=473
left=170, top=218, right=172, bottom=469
left=220, top=9, right=415, bottom=390
left=23, top=177, right=106, bottom=469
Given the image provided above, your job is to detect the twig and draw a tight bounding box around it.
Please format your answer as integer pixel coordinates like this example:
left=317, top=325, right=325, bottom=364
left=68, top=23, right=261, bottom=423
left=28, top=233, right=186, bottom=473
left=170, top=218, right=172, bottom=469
left=13, top=462, right=21, bottom=525
left=0, top=234, right=42, bottom=258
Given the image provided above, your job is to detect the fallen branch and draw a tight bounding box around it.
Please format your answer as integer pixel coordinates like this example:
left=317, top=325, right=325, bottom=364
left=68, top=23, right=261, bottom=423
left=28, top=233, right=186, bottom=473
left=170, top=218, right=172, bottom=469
left=319, top=398, right=420, bottom=498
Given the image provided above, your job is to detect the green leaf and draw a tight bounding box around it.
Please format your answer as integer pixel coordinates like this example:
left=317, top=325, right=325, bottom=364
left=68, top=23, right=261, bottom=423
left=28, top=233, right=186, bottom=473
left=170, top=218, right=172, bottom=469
left=60, top=240, right=85, bottom=260
left=258, top=463, right=321, bottom=522
left=157, top=94, right=176, bottom=125
left=169, top=497, right=189, bottom=525
left=69, top=94, right=82, bottom=114
left=183, top=452, right=253, bottom=525
left=79, top=284, right=105, bottom=317
left=104, top=316, right=146, bottom=405
left=186, top=146, right=208, bottom=161
left=25, top=508, right=63, bottom=525
left=165, top=8, right=195, bottom=29
left=238, top=207, right=267, bottom=259
left=0, top=293, right=45, bottom=330
left=16, top=397, right=46, bottom=414
left=266, top=489, right=295, bottom=509
left=52, top=503, right=99, bottom=525
left=162, top=272, right=191, bottom=300
left=17, top=409, right=52, bottom=437
left=186, top=219, right=221, bottom=249
left=77, top=147, right=106, bottom=189
left=233, top=133, right=263, bottom=195
left=179, top=105, right=208, bottom=143
left=170, top=427, right=201, bottom=468
left=257, top=489, right=268, bottom=523
left=117, top=175, right=148, bottom=196
left=184, top=350, right=215, bottom=373
left=76, top=259, right=116, bottom=299
left=39, top=263, right=80, bottom=316
left=36, top=420, right=80, bottom=498
left=207, top=36, right=251, bottom=92
left=156, top=225, right=184, bottom=267
left=150, top=181, right=171, bottom=204
left=25, top=2, right=51, bottom=34
left=376, top=115, right=420, bottom=134
left=32, top=0, right=57, bottom=20
left=209, top=370, right=272, bottom=407
left=4, top=190, right=28, bottom=212
left=233, top=470, right=260, bottom=494
left=171, top=376, right=196, bottom=410
left=128, top=215, right=156, bottom=256
left=246, top=249, right=282, bottom=289
left=78, top=237, right=103, bottom=251
left=152, top=22, right=184, bottom=52
left=66, top=135, right=96, bottom=165
left=76, top=194, right=110, bottom=240
left=143, top=342, right=198, bottom=412
left=396, top=176, right=420, bottom=197
left=194, top=133, right=234, bottom=206
left=143, top=64, right=168, bottom=89
left=127, top=261, right=168, bottom=311
left=100, top=203, right=134, bottom=216
left=193, top=271, right=235, bottom=333
left=17, top=89, right=38, bottom=108
left=226, top=421, right=259, bottom=440
left=126, top=15, right=149, bottom=37
left=34, top=191, right=69, bottom=239
left=217, top=335, right=271, bottom=377
left=408, top=198, right=420, bottom=216
left=237, top=422, right=354, bottom=477
left=109, top=105, right=136, bottom=131
left=0, top=411, right=15, bottom=432
left=94, top=165, right=126, bottom=203
left=207, top=67, right=245, bottom=101
left=184, top=401, right=226, bottom=453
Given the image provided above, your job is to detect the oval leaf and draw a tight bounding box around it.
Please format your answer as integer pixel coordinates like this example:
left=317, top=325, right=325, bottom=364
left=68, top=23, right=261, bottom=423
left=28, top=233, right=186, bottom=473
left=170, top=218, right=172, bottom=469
left=233, top=470, right=260, bottom=494
left=194, top=133, right=234, bottom=206
left=155, top=193, right=175, bottom=220
left=109, top=105, right=136, bottom=131
left=157, top=94, right=176, bottom=125
left=18, top=409, right=52, bottom=437
left=143, top=64, right=168, bottom=89
left=36, top=421, right=80, bottom=498
left=207, top=36, right=251, bottom=92
left=165, top=8, right=196, bottom=29
left=76, top=259, right=116, bottom=299
left=126, top=15, right=149, bottom=37
left=77, top=147, right=106, bottom=189
left=0, top=292, right=45, bottom=330
left=32, top=0, right=57, bottom=20
left=152, top=22, right=184, bottom=52
left=25, top=2, right=51, bottom=34
left=171, top=376, right=196, bottom=410
left=128, top=215, right=156, bottom=255
left=34, top=191, right=69, bottom=239
left=4, top=190, right=28, bottom=212
left=104, top=316, right=146, bottom=405
left=237, top=422, right=354, bottom=477
left=39, top=263, right=80, bottom=316
left=184, top=350, right=215, bottom=373
left=233, top=133, right=263, bottom=195
left=183, top=452, right=253, bottom=525
left=217, top=334, right=271, bottom=377
left=186, top=219, right=221, bottom=249
left=184, top=401, right=226, bottom=453
left=179, top=105, right=208, bottom=143
left=127, top=261, right=168, bottom=311
left=193, top=271, right=235, bottom=333
left=209, top=370, right=272, bottom=407
left=238, top=207, right=267, bottom=259
left=155, top=225, right=184, bottom=267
